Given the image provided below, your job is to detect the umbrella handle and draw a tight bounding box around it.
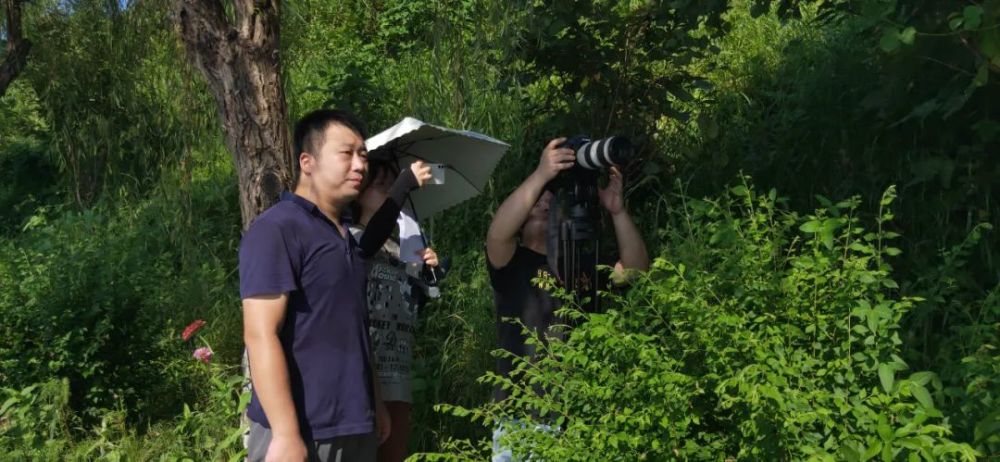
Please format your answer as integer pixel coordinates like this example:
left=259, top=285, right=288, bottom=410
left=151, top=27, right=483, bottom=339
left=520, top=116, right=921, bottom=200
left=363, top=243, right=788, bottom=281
left=405, top=195, right=430, bottom=249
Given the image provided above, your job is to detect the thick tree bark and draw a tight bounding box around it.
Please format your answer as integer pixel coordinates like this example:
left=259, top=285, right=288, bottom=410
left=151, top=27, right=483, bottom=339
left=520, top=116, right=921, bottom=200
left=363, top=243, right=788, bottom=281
left=172, top=0, right=294, bottom=228
left=0, top=0, right=31, bottom=98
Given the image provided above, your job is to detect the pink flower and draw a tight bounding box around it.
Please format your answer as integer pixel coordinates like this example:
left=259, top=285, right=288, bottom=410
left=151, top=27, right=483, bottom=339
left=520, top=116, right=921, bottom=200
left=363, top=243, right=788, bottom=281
left=192, top=346, right=213, bottom=364
left=182, top=319, right=206, bottom=341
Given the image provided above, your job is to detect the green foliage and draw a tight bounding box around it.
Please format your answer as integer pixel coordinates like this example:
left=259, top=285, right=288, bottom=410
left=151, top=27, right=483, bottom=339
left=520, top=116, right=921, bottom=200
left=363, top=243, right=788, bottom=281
left=0, top=150, right=241, bottom=423
left=0, top=371, right=248, bottom=461
left=409, top=250, right=497, bottom=449
left=430, top=181, right=979, bottom=460
left=516, top=0, right=723, bottom=138
left=905, top=225, right=1000, bottom=454
left=650, top=5, right=1000, bottom=455
left=22, top=0, right=218, bottom=206
left=0, top=379, right=75, bottom=458
left=0, top=80, right=57, bottom=235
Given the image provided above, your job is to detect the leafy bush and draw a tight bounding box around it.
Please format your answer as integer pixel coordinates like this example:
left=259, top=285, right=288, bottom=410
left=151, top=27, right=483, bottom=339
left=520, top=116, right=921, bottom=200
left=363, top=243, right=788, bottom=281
left=428, top=181, right=979, bottom=460
left=0, top=371, right=248, bottom=461
left=0, top=80, right=57, bottom=236
left=904, top=224, right=1000, bottom=454
left=0, top=158, right=241, bottom=423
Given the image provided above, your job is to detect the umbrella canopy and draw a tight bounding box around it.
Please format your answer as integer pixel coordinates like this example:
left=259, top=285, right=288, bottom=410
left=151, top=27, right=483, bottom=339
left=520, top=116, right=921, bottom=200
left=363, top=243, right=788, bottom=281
left=366, top=117, right=509, bottom=219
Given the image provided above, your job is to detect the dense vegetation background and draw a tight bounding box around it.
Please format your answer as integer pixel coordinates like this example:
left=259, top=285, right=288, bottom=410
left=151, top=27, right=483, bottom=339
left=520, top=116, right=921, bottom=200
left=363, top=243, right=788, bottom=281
left=0, top=0, right=997, bottom=459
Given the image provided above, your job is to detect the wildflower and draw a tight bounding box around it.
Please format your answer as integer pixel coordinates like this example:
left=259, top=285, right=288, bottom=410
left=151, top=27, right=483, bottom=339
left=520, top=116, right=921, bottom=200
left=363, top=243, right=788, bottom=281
left=182, top=319, right=207, bottom=341
left=192, top=346, right=213, bottom=364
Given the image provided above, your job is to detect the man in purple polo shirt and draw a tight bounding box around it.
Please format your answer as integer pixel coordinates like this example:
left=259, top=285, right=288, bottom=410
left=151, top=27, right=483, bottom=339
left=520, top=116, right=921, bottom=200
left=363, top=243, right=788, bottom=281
left=239, top=109, right=389, bottom=462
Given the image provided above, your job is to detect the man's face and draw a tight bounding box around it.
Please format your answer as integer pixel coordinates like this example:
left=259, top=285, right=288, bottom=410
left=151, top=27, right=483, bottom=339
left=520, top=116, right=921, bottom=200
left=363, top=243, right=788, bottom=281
left=521, top=190, right=554, bottom=242
left=302, top=123, right=368, bottom=203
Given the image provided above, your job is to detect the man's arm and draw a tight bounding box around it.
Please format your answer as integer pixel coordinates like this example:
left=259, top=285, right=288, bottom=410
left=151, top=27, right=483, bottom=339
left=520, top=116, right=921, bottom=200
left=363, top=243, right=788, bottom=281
left=243, top=294, right=307, bottom=462
left=359, top=162, right=432, bottom=258
left=486, top=138, right=575, bottom=268
left=598, top=167, right=650, bottom=283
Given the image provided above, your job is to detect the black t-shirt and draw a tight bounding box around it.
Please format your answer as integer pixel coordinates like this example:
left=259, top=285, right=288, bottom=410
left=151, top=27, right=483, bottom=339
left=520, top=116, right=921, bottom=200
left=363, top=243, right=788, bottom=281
left=488, top=246, right=558, bottom=401
left=487, top=245, right=611, bottom=401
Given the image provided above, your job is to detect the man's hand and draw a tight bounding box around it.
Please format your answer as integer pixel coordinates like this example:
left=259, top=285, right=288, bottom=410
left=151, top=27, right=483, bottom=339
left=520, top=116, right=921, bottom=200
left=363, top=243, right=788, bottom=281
left=376, top=400, right=392, bottom=444
left=415, top=247, right=439, bottom=267
left=265, top=434, right=308, bottom=462
left=410, top=160, right=433, bottom=187
left=535, top=137, right=576, bottom=182
left=598, top=166, right=625, bottom=216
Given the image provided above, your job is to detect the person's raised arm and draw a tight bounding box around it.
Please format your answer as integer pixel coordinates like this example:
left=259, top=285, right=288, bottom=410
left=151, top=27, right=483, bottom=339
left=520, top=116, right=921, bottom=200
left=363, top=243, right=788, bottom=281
left=359, top=161, right=432, bottom=257
left=598, top=166, right=650, bottom=284
left=486, top=138, right=575, bottom=268
left=243, top=294, right=307, bottom=462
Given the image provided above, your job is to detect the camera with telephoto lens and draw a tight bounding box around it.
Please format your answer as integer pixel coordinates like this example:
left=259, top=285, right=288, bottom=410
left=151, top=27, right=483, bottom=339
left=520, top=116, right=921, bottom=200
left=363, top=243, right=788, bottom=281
left=547, top=135, right=634, bottom=240
left=566, top=136, right=633, bottom=172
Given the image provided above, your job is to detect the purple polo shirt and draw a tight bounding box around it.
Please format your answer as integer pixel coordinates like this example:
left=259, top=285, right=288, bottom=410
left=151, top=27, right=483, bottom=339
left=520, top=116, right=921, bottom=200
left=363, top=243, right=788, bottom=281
left=239, top=191, right=373, bottom=440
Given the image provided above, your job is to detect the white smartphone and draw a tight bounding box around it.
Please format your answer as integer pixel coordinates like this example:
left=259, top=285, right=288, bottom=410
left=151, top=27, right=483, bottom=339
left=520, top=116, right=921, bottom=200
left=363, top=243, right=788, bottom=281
left=428, top=163, right=446, bottom=185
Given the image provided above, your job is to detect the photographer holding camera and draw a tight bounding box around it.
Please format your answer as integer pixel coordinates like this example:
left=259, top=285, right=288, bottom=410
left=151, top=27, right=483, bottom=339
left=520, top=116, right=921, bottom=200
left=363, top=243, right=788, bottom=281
left=485, top=136, right=650, bottom=405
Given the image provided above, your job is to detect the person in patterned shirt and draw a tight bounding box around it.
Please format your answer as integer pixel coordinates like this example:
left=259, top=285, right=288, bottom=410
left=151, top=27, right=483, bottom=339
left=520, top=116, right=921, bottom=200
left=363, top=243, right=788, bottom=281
left=350, top=159, right=438, bottom=462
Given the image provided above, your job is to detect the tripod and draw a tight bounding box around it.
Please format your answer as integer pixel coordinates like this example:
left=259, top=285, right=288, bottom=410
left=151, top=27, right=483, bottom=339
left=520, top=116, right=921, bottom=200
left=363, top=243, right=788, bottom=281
left=546, top=178, right=602, bottom=313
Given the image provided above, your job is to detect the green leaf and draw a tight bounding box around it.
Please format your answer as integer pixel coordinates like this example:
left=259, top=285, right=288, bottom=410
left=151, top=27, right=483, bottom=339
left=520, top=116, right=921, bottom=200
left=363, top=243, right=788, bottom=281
left=980, top=29, right=1000, bottom=62
left=910, top=383, right=934, bottom=409
left=975, top=410, right=1000, bottom=443
left=878, top=363, right=895, bottom=393
left=800, top=220, right=822, bottom=233
left=877, top=415, right=893, bottom=442
left=908, top=371, right=935, bottom=386
left=899, top=27, right=916, bottom=45
left=880, top=28, right=901, bottom=52
left=949, top=15, right=964, bottom=31
left=963, top=5, right=983, bottom=30
left=821, top=230, right=836, bottom=250
left=840, top=445, right=861, bottom=462
left=862, top=440, right=882, bottom=460
left=0, top=397, right=17, bottom=416
left=973, top=64, right=989, bottom=88
left=884, top=247, right=901, bottom=256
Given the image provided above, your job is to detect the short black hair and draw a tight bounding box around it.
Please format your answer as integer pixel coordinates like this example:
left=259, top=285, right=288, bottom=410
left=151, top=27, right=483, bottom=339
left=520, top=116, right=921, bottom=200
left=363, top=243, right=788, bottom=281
left=292, top=108, right=368, bottom=184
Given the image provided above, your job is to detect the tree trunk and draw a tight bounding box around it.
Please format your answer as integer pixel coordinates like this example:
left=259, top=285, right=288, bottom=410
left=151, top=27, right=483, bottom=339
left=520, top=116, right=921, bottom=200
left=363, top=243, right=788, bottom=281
left=0, top=0, right=31, bottom=98
left=171, top=0, right=294, bottom=228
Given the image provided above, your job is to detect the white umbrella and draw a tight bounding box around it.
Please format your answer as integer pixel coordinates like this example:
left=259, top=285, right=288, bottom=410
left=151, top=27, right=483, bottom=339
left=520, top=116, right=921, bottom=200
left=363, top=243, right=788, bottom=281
left=366, top=117, right=509, bottom=220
